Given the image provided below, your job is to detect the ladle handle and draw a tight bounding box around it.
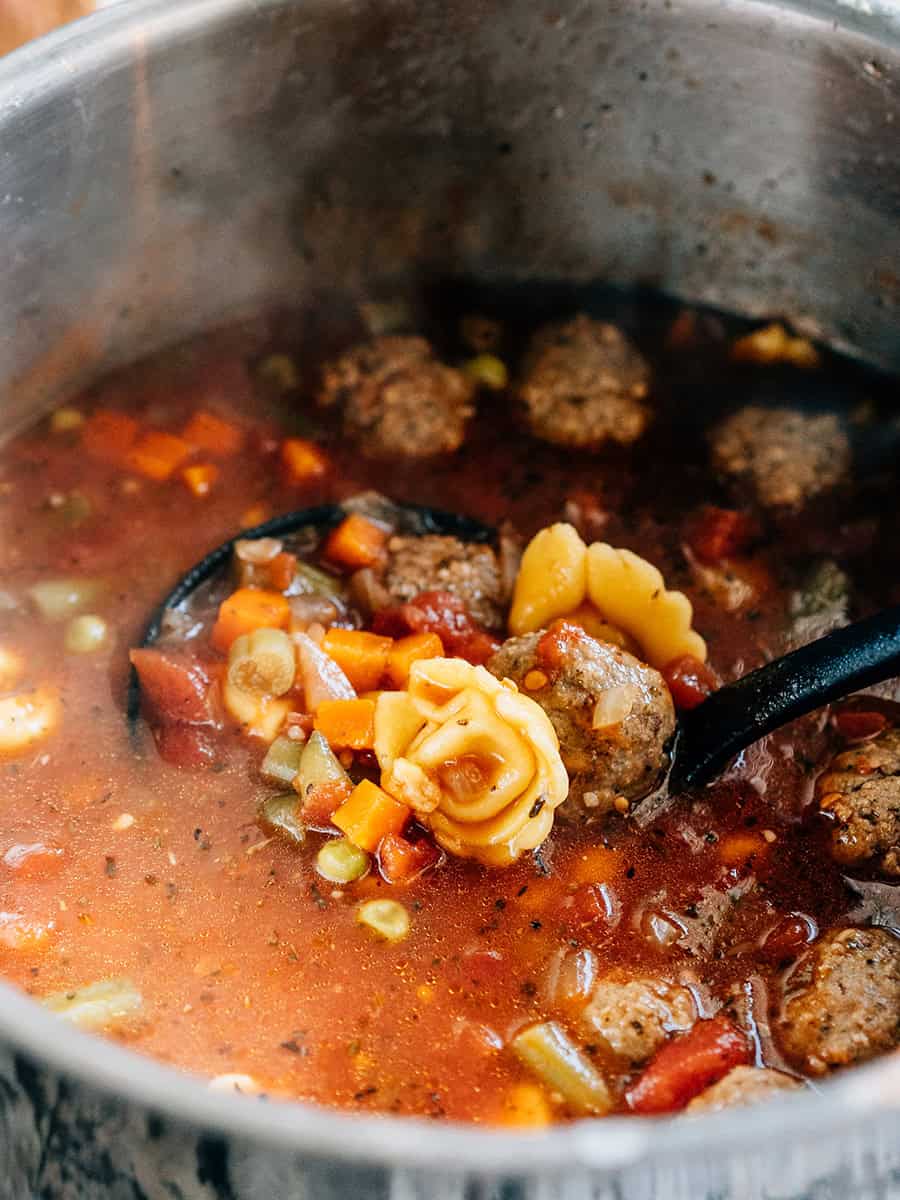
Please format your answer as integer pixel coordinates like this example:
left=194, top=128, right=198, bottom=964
left=672, top=604, right=900, bottom=790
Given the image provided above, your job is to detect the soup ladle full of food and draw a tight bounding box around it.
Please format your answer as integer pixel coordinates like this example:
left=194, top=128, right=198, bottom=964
left=129, top=495, right=900, bottom=809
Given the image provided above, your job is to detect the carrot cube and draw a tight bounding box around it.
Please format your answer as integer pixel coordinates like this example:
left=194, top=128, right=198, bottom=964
left=127, top=431, right=193, bottom=481
left=321, top=629, right=393, bottom=692
left=81, top=410, right=139, bottom=466
left=332, top=779, right=410, bottom=851
left=324, top=513, right=388, bottom=569
left=240, top=503, right=271, bottom=529
left=182, top=410, right=244, bottom=457
left=210, top=587, right=291, bottom=654
left=281, top=438, right=329, bottom=486
left=717, top=832, right=768, bottom=868
left=385, top=632, right=445, bottom=688
left=313, top=698, right=377, bottom=751
left=181, top=462, right=219, bottom=498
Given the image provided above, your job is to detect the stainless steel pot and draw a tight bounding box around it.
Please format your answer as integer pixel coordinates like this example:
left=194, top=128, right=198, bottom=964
left=1, top=2, right=899, bottom=1196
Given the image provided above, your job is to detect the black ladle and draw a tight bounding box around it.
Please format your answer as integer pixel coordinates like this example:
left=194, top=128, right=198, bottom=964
left=130, top=501, right=900, bottom=792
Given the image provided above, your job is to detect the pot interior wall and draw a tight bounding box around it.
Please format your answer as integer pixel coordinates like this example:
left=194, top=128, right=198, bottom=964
left=0, top=0, right=898, bottom=433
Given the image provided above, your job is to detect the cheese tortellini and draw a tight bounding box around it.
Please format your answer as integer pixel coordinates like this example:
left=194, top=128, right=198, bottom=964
left=373, top=658, right=569, bottom=866
left=509, top=523, right=706, bottom=668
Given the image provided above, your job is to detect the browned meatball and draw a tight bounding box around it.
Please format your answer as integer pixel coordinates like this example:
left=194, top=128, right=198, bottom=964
left=515, top=315, right=651, bottom=449
left=581, top=975, right=696, bottom=1065
left=816, top=726, right=900, bottom=876
left=710, top=405, right=850, bottom=510
left=686, top=1066, right=801, bottom=1113
left=487, top=624, right=675, bottom=818
left=318, top=336, right=475, bottom=459
left=382, top=535, right=507, bottom=631
left=779, top=927, right=900, bottom=1073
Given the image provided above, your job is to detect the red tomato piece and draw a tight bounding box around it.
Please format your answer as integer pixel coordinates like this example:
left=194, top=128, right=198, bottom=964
left=625, top=1015, right=752, bottom=1114
left=130, top=649, right=219, bottom=726
left=832, top=708, right=888, bottom=743
left=377, top=833, right=440, bottom=884
left=153, top=722, right=218, bottom=768
left=372, top=590, right=500, bottom=665
left=536, top=620, right=588, bottom=672
left=662, top=655, right=719, bottom=711
left=688, top=507, right=759, bottom=565
left=298, top=778, right=352, bottom=829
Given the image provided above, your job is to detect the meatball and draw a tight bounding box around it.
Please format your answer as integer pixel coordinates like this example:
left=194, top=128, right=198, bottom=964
left=710, top=405, right=850, bottom=510
left=318, top=336, right=475, bottom=459
left=581, top=976, right=696, bottom=1064
left=779, top=927, right=900, bottom=1073
left=816, top=726, right=900, bottom=876
left=382, top=535, right=507, bottom=631
left=515, top=315, right=651, bottom=449
left=686, top=1066, right=801, bottom=1113
left=487, top=623, right=676, bottom=818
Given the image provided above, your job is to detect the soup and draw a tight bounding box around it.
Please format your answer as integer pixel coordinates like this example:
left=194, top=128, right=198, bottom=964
left=1, top=288, right=898, bottom=1124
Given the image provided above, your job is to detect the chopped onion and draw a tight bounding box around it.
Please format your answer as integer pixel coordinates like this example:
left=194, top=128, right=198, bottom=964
left=543, top=946, right=599, bottom=1013
left=42, top=978, right=143, bottom=1031
left=592, top=684, right=641, bottom=730
left=293, top=631, right=356, bottom=711
left=235, top=537, right=283, bottom=565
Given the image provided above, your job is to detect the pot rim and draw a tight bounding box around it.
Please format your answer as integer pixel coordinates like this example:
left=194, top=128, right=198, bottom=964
left=1, top=0, right=900, bottom=1174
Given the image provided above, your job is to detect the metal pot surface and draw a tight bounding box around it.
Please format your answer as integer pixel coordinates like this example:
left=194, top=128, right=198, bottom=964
left=0, top=1, right=899, bottom=1196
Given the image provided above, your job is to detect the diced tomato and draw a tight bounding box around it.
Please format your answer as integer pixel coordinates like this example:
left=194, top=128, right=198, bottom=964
left=267, top=552, right=298, bottom=593
left=2, top=843, right=64, bottom=881
left=662, top=654, right=718, bottom=711
left=536, top=620, right=588, bottom=672
left=377, top=833, right=440, bottom=884
left=152, top=722, right=218, bottom=768
left=760, top=913, right=818, bottom=961
left=561, top=882, right=620, bottom=931
left=625, top=1015, right=752, bottom=1114
left=459, top=947, right=506, bottom=986
left=129, top=649, right=218, bottom=726
left=832, top=708, right=889, bottom=743
left=297, top=778, right=352, bottom=829
left=687, top=507, right=759, bottom=565
left=372, top=590, right=500, bottom=665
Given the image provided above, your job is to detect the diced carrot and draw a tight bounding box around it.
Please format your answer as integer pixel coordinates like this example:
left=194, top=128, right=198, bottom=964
left=241, top=502, right=271, bottom=529
left=181, top=462, right=219, bottom=498
left=332, top=779, right=410, bottom=852
left=324, top=513, right=389, bottom=569
left=210, top=588, right=290, bottom=654
left=322, top=629, right=393, bottom=692
left=182, top=410, right=244, bottom=457
left=385, top=632, right=444, bottom=689
left=81, top=410, right=139, bottom=466
left=717, top=832, right=768, bottom=868
left=377, top=833, right=440, bottom=883
left=296, top=777, right=353, bottom=828
left=569, top=845, right=622, bottom=886
left=281, top=438, right=329, bottom=486
left=127, top=430, right=193, bottom=481
left=313, top=698, right=377, bottom=751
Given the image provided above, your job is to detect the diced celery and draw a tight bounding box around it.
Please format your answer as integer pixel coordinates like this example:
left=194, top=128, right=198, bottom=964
left=261, top=735, right=305, bottom=785
left=511, top=1021, right=613, bottom=1116
left=259, top=793, right=306, bottom=847
left=464, top=354, right=509, bottom=391
left=42, top=978, right=143, bottom=1031
left=256, top=354, right=299, bottom=393
left=294, top=561, right=344, bottom=599
left=296, top=731, right=350, bottom=798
